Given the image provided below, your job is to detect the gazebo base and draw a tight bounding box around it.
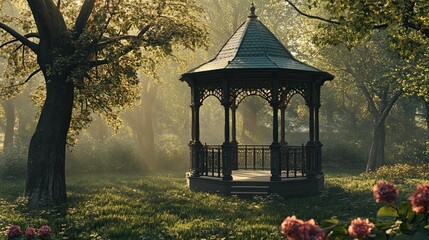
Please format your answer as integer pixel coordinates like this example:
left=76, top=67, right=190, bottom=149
left=187, top=170, right=324, bottom=197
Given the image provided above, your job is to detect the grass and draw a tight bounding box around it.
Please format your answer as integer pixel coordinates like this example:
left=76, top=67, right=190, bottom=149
left=0, top=167, right=427, bottom=240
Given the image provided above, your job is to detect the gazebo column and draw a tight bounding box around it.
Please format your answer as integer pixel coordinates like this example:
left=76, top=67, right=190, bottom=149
left=189, top=85, right=203, bottom=177
left=306, top=105, right=317, bottom=178
left=315, top=104, right=323, bottom=175
left=230, top=104, right=238, bottom=170
left=306, top=83, right=322, bottom=178
left=279, top=105, right=287, bottom=173
left=221, top=87, right=233, bottom=181
left=280, top=105, right=287, bottom=145
left=314, top=84, right=323, bottom=174
left=270, top=84, right=281, bottom=181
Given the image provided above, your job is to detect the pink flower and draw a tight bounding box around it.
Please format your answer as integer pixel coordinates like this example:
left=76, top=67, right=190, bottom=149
left=6, top=225, right=22, bottom=238
left=409, top=183, right=429, bottom=213
left=281, top=216, right=325, bottom=240
left=25, top=227, right=36, bottom=239
left=372, top=180, right=399, bottom=204
left=281, top=215, right=304, bottom=239
left=348, top=218, right=374, bottom=239
left=38, top=225, right=51, bottom=239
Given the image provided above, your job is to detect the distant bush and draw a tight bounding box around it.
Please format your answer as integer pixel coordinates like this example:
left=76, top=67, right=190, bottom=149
left=0, top=144, right=28, bottom=180
left=361, top=163, right=429, bottom=182
left=322, top=138, right=367, bottom=170
left=66, top=137, right=142, bottom=175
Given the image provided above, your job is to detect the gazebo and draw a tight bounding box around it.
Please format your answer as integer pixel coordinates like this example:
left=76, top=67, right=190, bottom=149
left=180, top=3, right=334, bottom=196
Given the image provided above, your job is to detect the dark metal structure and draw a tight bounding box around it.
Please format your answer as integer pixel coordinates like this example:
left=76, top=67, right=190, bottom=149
left=180, top=3, right=334, bottom=196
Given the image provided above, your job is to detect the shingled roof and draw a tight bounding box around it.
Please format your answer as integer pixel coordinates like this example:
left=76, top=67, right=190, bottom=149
left=185, top=4, right=326, bottom=75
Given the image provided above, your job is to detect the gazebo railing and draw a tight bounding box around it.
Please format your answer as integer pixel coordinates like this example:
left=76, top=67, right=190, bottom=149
left=199, top=144, right=306, bottom=178
left=280, top=145, right=306, bottom=178
left=201, top=145, right=222, bottom=177
left=237, top=145, right=271, bottom=170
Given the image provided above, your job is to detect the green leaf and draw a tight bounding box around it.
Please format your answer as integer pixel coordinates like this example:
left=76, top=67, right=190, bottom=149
left=424, top=225, right=429, bottom=230
left=322, top=217, right=340, bottom=227
left=377, top=205, right=398, bottom=220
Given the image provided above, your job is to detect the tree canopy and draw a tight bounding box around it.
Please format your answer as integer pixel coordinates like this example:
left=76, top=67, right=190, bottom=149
left=0, top=0, right=208, bottom=207
left=285, top=0, right=429, bottom=101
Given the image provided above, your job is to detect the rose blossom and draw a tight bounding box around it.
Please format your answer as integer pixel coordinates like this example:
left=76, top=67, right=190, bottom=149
left=409, top=183, right=429, bottom=213
left=281, top=215, right=304, bottom=240
left=6, top=225, right=22, bottom=239
left=281, top=215, right=324, bottom=240
left=38, top=225, right=51, bottom=239
left=348, top=218, right=374, bottom=238
left=25, top=227, right=36, bottom=239
left=372, top=180, right=399, bottom=204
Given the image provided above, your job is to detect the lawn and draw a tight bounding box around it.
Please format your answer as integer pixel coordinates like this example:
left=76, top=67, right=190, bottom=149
left=0, top=165, right=427, bottom=240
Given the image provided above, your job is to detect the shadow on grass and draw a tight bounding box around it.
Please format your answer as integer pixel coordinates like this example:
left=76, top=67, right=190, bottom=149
left=0, top=173, right=394, bottom=239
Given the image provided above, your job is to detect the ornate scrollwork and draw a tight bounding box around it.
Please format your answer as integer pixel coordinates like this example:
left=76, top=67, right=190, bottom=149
left=279, top=84, right=309, bottom=107
left=231, top=88, right=272, bottom=106
left=199, top=87, right=223, bottom=104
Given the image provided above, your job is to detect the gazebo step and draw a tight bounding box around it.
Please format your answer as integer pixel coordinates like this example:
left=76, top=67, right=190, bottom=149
left=230, top=185, right=269, bottom=195
left=231, top=185, right=269, bottom=189
left=230, top=191, right=269, bottom=195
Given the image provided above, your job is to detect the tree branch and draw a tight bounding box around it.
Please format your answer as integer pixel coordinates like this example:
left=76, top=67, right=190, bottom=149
left=0, top=33, right=39, bottom=49
left=285, top=0, right=388, bottom=29
left=355, top=80, right=379, bottom=119
left=26, top=0, right=51, bottom=41
left=89, top=59, right=109, bottom=68
left=285, top=0, right=340, bottom=25
left=0, top=22, right=38, bottom=53
left=5, top=68, right=42, bottom=88
left=378, top=91, right=402, bottom=124
left=74, top=0, right=96, bottom=36
left=95, top=35, right=136, bottom=51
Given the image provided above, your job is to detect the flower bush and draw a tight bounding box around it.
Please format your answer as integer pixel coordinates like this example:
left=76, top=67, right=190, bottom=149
left=281, top=182, right=429, bottom=240
left=4, top=225, right=57, bottom=240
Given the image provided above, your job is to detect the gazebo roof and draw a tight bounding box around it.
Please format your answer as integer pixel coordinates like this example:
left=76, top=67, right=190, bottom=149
left=183, top=4, right=333, bottom=80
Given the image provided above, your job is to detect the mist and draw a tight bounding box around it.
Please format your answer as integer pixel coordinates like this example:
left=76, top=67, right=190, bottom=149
left=1, top=0, right=428, bottom=179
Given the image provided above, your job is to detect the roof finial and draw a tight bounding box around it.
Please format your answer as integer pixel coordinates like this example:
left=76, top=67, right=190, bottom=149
left=249, top=1, right=257, bottom=18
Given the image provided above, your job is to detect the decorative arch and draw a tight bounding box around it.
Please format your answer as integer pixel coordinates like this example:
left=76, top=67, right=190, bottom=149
left=231, top=88, right=272, bottom=107
left=279, top=85, right=309, bottom=108
left=199, top=87, right=223, bottom=105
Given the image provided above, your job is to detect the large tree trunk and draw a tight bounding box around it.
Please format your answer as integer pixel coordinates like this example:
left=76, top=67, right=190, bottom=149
left=3, top=99, right=15, bottom=152
left=25, top=79, right=74, bottom=208
left=366, top=120, right=386, bottom=172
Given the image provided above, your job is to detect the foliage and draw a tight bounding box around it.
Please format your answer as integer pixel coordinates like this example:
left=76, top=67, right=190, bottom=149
left=65, top=135, right=142, bottom=175
left=286, top=0, right=429, bottom=101
left=321, top=182, right=429, bottom=240
left=0, top=0, right=209, bottom=142
left=360, top=163, right=429, bottom=183
left=0, top=144, right=27, bottom=180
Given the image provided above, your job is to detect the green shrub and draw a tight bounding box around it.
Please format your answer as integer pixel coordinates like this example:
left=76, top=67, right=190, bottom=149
left=0, top=145, right=28, bottom=180
left=66, top=137, right=142, bottom=175
left=361, top=163, right=429, bottom=182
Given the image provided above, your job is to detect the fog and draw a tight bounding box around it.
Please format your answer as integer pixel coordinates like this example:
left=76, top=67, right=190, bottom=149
left=1, top=1, right=428, bottom=178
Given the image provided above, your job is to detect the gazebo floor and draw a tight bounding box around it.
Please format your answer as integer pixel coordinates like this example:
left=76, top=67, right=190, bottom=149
left=187, top=170, right=324, bottom=197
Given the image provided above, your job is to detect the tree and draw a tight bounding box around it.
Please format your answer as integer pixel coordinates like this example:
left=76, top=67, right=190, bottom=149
left=283, top=0, right=429, bottom=169
left=284, top=0, right=429, bottom=118
left=0, top=0, right=207, bottom=207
